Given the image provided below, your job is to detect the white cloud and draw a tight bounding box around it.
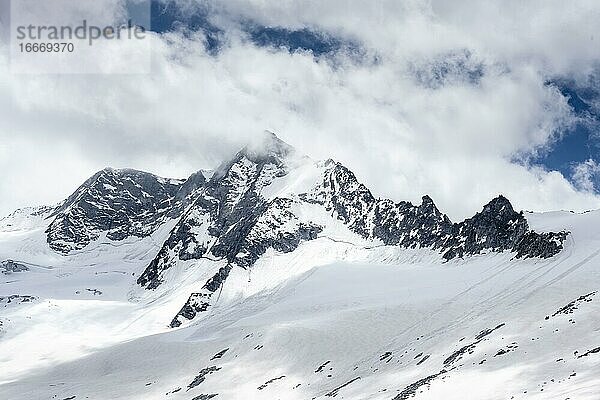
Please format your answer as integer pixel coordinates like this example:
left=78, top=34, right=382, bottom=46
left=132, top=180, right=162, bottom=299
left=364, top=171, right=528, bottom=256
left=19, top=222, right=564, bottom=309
left=572, top=159, right=600, bottom=193
left=1, top=1, right=600, bottom=219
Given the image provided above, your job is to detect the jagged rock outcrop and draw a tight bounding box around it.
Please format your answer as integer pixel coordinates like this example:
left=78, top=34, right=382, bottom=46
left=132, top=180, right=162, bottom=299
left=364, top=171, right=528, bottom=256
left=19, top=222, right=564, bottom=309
left=46, top=168, right=205, bottom=253
left=169, top=264, right=233, bottom=328
left=0, top=260, right=28, bottom=274
left=302, top=160, right=455, bottom=248
left=304, top=162, right=565, bottom=261
left=439, top=195, right=559, bottom=260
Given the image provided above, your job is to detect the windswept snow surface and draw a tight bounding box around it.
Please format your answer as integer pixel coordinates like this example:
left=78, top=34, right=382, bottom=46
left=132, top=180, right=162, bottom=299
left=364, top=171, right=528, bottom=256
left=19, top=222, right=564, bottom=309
left=0, top=209, right=599, bottom=399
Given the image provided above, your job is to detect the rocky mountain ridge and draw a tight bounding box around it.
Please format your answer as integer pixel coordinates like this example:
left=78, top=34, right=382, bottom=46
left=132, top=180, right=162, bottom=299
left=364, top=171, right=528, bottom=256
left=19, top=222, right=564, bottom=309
left=5, top=132, right=569, bottom=327
left=45, top=168, right=194, bottom=253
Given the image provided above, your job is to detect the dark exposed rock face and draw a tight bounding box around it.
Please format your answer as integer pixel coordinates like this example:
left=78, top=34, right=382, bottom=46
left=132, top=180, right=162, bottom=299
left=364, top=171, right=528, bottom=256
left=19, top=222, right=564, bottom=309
left=324, top=377, right=361, bottom=397
left=577, top=346, right=600, bottom=358
left=139, top=134, right=327, bottom=326
left=513, top=230, right=569, bottom=259
left=138, top=133, right=323, bottom=291
left=302, top=161, right=454, bottom=248
left=393, top=369, right=447, bottom=400
left=169, top=264, right=233, bottom=328
left=257, top=375, right=286, bottom=390
left=191, top=395, right=218, bottom=400
left=440, top=195, right=527, bottom=259
left=187, top=366, right=221, bottom=390
left=0, top=260, right=28, bottom=274
left=306, top=162, right=567, bottom=261
left=439, top=195, right=564, bottom=260
left=0, top=295, right=38, bottom=306
left=210, top=348, right=229, bottom=360
left=46, top=168, right=204, bottom=253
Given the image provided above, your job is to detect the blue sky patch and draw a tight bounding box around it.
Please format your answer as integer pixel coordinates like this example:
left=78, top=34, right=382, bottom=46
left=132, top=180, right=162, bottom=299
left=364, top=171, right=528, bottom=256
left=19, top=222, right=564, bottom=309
left=149, top=0, right=223, bottom=53
left=147, top=1, right=366, bottom=60
left=535, top=77, right=600, bottom=190
left=245, top=25, right=350, bottom=57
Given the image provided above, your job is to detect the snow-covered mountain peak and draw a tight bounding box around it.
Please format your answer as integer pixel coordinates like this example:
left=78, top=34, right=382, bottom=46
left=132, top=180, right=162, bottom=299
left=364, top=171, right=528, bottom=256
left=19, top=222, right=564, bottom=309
left=0, top=135, right=571, bottom=329
left=241, top=130, right=296, bottom=163
left=2, top=136, right=595, bottom=400
left=480, top=194, right=517, bottom=217
left=210, top=133, right=294, bottom=185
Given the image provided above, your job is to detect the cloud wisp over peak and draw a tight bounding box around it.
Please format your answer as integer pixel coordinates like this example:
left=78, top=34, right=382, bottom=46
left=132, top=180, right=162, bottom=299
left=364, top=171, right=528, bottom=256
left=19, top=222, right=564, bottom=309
left=2, top=0, right=600, bottom=218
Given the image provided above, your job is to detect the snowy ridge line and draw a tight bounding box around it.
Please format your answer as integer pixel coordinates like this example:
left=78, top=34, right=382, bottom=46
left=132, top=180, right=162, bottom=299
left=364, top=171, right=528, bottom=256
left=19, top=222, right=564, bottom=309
left=0, top=132, right=571, bottom=332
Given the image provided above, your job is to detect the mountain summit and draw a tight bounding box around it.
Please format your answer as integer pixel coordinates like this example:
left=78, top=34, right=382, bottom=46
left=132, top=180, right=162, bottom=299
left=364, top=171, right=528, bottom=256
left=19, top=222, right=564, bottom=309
left=3, top=133, right=594, bottom=400
left=242, top=130, right=296, bottom=161
left=17, top=132, right=568, bottom=327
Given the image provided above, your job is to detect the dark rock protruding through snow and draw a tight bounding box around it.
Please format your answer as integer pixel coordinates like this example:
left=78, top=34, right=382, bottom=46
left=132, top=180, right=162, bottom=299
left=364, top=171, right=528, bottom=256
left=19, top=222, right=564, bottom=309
left=36, top=133, right=567, bottom=328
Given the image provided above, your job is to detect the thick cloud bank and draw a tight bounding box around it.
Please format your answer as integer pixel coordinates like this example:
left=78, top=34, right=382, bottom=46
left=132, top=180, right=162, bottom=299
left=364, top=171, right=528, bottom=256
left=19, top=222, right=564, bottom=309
left=1, top=0, right=600, bottom=219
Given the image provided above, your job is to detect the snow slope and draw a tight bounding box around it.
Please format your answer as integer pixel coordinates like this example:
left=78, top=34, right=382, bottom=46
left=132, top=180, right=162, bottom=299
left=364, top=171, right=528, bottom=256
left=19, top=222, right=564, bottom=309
left=0, top=208, right=599, bottom=400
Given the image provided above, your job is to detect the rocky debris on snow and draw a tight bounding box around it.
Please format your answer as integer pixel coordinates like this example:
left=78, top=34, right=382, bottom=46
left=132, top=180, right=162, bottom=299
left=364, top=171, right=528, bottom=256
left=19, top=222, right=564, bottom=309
left=191, top=395, right=218, bottom=400
left=380, top=352, right=393, bottom=362
left=444, top=342, right=477, bottom=366
left=0, top=295, right=37, bottom=306
left=552, top=292, right=596, bottom=317
left=210, top=348, right=229, bottom=360
left=257, top=375, right=285, bottom=390
left=577, top=346, right=600, bottom=358
left=416, top=354, right=430, bottom=365
left=475, top=323, right=506, bottom=340
left=165, top=387, right=181, bottom=395
left=393, top=369, right=447, bottom=400
left=315, top=360, right=331, bottom=373
left=0, top=260, right=28, bottom=274
left=324, top=377, right=361, bottom=397
left=494, top=343, right=518, bottom=357
left=444, top=323, right=505, bottom=366
left=187, top=366, right=221, bottom=391
left=85, top=288, right=102, bottom=296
